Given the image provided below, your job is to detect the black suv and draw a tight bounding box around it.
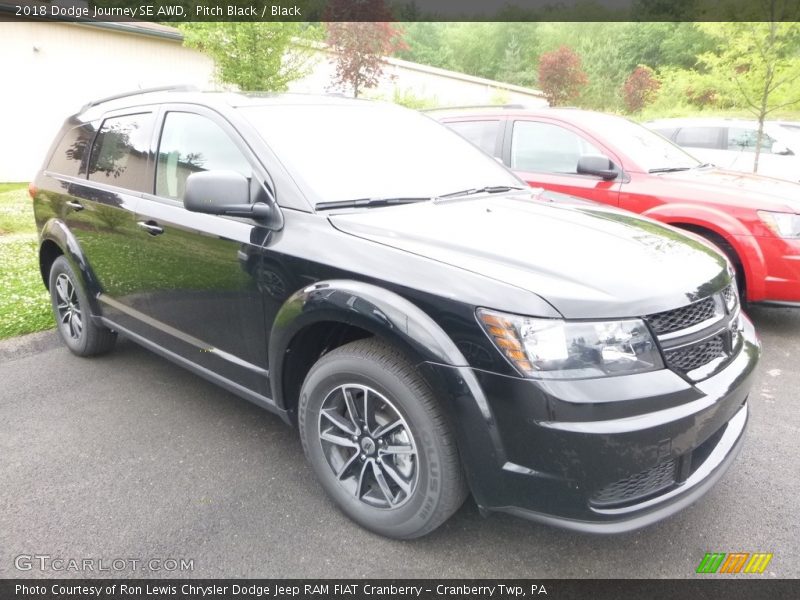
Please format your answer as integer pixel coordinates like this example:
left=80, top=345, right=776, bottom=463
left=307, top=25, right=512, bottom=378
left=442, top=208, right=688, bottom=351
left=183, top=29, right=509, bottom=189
left=32, top=88, right=759, bottom=539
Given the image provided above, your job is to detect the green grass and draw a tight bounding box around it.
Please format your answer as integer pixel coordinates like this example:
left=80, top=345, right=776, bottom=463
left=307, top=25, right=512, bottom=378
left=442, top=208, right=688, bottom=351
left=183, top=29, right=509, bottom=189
left=0, top=187, right=53, bottom=340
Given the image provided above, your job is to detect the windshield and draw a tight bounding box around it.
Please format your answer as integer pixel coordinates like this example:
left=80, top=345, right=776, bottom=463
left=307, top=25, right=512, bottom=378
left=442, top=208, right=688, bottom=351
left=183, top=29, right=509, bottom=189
left=591, top=115, right=701, bottom=172
left=239, top=103, right=522, bottom=205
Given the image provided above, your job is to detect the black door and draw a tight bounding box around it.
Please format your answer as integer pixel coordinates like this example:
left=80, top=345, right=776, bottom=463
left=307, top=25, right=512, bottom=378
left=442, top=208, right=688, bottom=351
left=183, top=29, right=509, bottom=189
left=65, top=111, right=156, bottom=332
left=132, top=107, right=272, bottom=398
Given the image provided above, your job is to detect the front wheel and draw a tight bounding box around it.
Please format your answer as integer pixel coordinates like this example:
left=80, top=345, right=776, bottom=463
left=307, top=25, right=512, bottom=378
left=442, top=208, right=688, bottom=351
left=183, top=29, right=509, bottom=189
left=298, top=339, right=467, bottom=539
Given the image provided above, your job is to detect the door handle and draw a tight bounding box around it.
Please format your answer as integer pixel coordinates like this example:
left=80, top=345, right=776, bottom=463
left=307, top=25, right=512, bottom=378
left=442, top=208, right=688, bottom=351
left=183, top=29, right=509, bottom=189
left=137, top=220, right=164, bottom=236
left=65, top=200, right=84, bottom=211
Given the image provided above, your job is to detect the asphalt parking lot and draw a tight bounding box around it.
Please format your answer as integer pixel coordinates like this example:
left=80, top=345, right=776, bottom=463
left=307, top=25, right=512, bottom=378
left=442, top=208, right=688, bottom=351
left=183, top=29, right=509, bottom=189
left=1, top=305, right=798, bottom=579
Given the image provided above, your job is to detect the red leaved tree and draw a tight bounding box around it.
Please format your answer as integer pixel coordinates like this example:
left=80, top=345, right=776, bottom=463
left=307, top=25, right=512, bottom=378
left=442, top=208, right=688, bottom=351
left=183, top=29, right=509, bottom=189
left=537, top=46, right=588, bottom=106
left=622, top=66, right=661, bottom=113
left=325, top=1, right=406, bottom=98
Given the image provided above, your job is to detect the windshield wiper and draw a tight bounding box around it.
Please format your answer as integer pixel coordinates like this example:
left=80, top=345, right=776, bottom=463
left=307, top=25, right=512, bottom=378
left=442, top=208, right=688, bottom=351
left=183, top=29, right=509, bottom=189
left=437, top=185, right=527, bottom=199
left=315, top=197, right=431, bottom=211
left=648, top=167, right=693, bottom=173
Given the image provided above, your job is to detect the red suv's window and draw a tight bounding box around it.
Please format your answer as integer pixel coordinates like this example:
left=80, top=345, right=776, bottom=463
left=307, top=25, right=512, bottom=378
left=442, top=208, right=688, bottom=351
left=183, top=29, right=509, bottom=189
left=511, top=121, right=602, bottom=174
left=446, top=120, right=501, bottom=156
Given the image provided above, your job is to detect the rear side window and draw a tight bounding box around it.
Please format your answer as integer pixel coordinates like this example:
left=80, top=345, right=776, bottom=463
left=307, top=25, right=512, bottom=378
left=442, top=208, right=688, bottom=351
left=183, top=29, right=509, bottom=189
left=511, top=121, right=602, bottom=174
left=88, top=113, right=154, bottom=192
left=156, top=112, right=251, bottom=200
left=446, top=120, right=501, bottom=156
left=727, top=128, right=776, bottom=153
left=47, top=123, right=97, bottom=178
left=674, top=127, right=723, bottom=149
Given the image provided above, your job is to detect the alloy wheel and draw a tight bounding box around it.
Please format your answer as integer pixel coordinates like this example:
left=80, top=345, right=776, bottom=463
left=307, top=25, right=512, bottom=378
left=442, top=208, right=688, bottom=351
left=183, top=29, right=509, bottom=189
left=54, top=273, right=83, bottom=340
left=317, top=383, right=418, bottom=509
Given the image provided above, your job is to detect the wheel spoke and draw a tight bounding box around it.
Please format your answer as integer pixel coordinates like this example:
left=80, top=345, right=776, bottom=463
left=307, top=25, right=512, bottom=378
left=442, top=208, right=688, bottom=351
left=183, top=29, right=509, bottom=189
left=320, top=428, right=358, bottom=448
left=55, top=277, right=69, bottom=303
left=336, top=450, right=360, bottom=480
left=372, top=418, right=403, bottom=439
left=355, top=459, right=370, bottom=499
left=379, top=444, right=415, bottom=455
left=380, top=459, right=412, bottom=495
left=60, top=310, right=71, bottom=325
left=342, top=387, right=361, bottom=430
left=371, top=460, right=396, bottom=506
left=70, top=312, right=82, bottom=335
left=321, top=408, right=357, bottom=436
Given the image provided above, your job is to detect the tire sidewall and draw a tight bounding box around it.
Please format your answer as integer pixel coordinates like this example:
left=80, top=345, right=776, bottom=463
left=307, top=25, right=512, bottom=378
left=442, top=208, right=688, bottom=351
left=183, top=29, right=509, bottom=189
left=299, top=352, right=446, bottom=539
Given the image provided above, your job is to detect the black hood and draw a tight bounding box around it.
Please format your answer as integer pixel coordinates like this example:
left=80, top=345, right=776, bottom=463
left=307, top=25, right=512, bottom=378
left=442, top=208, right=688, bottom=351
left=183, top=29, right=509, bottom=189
left=330, top=192, right=731, bottom=319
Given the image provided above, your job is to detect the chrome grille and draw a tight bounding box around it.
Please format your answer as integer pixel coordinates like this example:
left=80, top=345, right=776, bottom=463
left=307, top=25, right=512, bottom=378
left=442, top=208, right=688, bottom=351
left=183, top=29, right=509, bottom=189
left=591, top=459, right=677, bottom=507
left=664, top=335, right=726, bottom=372
left=645, top=296, right=717, bottom=335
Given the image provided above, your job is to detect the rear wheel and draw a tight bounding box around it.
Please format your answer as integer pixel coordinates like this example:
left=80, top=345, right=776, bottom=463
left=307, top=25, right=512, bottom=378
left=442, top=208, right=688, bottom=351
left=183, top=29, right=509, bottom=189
left=298, top=338, right=467, bottom=539
left=48, top=256, right=116, bottom=356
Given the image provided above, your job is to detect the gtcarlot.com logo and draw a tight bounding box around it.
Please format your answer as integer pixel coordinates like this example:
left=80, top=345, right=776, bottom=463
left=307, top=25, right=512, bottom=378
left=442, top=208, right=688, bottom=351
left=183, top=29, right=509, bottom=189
left=696, top=552, right=773, bottom=574
left=14, top=554, right=194, bottom=573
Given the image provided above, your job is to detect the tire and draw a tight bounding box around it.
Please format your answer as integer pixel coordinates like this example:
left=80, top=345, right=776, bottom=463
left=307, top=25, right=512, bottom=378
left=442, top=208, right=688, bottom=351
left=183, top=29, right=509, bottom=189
left=298, top=338, right=468, bottom=539
left=48, top=256, right=117, bottom=356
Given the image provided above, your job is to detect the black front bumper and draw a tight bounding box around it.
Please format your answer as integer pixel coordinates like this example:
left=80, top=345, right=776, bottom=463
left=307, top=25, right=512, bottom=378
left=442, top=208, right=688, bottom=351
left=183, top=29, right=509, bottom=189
left=425, top=314, right=759, bottom=533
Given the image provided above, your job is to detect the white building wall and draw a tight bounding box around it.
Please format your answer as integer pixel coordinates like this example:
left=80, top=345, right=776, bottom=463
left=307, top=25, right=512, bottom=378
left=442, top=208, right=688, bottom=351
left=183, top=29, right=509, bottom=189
left=290, top=49, right=548, bottom=108
left=0, top=22, right=216, bottom=182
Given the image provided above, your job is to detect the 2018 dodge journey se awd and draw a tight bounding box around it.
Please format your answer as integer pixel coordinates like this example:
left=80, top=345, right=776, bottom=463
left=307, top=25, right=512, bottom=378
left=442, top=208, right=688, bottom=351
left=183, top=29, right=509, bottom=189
left=31, top=87, right=759, bottom=539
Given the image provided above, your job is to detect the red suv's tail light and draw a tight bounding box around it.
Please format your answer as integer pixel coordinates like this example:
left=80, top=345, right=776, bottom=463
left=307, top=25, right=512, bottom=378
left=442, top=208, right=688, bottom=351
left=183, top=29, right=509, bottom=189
left=28, top=182, right=38, bottom=200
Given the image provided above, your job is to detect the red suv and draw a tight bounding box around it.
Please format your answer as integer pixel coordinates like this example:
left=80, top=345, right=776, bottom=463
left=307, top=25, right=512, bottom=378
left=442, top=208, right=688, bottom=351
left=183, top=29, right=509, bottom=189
left=437, top=107, right=800, bottom=306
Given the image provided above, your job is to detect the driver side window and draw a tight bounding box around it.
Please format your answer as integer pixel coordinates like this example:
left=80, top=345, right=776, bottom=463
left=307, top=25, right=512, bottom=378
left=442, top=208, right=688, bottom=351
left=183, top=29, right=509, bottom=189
left=511, top=121, right=602, bottom=174
left=156, top=112, right=251, bottom=200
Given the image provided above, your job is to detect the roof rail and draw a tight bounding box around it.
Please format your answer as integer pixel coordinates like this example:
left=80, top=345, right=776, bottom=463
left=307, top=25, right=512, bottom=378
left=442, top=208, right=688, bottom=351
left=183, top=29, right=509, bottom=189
left=423, top=104, right=529, bottom=112
left=80, top=84, right=199, bottom=112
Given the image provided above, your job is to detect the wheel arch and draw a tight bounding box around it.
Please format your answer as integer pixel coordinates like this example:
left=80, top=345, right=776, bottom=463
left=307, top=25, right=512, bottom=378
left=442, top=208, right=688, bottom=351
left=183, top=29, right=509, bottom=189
left=268, top=280, right=469, bottom=423
left=642, top=204, right=767, bottom=301
left=38, top=218, right=103, bottom=313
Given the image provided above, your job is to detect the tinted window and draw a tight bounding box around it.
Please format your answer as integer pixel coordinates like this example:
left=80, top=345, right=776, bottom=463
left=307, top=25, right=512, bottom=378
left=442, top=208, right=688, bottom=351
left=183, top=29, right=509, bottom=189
left=47, top=123, right=97, bottom=177
left=727, top=128, right=776, bottom=153
left=674, top=127, right=723, bottom=149
left=510, top=121, right=602, bottom=174
left=447, top=120, right=500, bottom=156
left=156, top=112, right=251, bottom=200
left=88, top=113, right=153, bottom=191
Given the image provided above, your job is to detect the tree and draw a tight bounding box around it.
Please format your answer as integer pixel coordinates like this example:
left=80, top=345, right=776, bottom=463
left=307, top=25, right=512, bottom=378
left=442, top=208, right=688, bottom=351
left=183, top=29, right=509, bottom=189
left=537, top=46, right=588, bottom=106
left=699, top=21, right=800, bottom=172
left=180, top=23, right=310, bottom=92
left=323, top=0, right=406, bottom=98
left=622, top=65, right=661, bottom=113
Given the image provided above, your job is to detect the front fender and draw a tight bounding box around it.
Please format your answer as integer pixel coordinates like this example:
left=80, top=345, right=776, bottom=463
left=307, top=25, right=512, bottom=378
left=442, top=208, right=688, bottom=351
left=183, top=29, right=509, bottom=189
left=39, top=218, right=103, bottom=315
left=642, top=204, right=767, bottom=299
left=268, top=280, right=469, bottom=408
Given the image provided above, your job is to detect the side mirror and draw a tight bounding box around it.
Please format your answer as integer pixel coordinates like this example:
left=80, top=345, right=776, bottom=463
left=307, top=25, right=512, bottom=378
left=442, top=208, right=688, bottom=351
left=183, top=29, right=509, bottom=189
left=184, top=170, right=273, bottom=220
left=577, top=154, right=619, bottom=180
left=771, top=141, right=792, bottom=155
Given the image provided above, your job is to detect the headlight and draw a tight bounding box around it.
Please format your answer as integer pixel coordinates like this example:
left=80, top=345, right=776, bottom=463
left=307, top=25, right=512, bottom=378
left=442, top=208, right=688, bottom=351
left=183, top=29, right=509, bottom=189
left=758, top=210, right=800, bottom=238
left=477, top=309, right=663, bottom=379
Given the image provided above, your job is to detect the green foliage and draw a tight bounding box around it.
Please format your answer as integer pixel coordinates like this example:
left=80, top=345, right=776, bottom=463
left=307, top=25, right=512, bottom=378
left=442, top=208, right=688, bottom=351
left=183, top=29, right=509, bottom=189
left=179, top=23, right=312, bottom=91
left=390, top=88, right=439, bottom=110
left=697, top=22, right=800, bottom=117
left=0, top=188, right=52, bottom=339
